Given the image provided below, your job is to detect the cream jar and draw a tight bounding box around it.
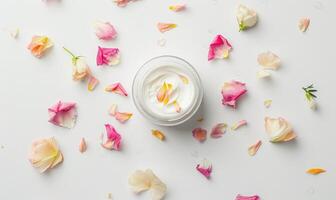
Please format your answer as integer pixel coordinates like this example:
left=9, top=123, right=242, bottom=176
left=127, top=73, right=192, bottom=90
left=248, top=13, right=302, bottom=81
left=132, top=55, right=203, bottom=126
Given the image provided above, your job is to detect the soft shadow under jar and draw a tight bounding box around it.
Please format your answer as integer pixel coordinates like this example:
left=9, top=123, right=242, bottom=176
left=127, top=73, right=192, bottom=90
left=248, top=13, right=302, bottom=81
left=132, top=55, right=203, bottom=126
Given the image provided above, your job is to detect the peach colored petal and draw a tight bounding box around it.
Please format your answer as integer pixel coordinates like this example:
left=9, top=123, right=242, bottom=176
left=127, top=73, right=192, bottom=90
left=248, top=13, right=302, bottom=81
left=248, top=140, right=262, bottom=156
left=306, top=168, right=326, bottom=175
left=192, top=128, right=207, bottom=142
left=299, top=18, right=310, bottom=32
left=152, top=129, right=165, bottom=141
left=196, top=159, right=212, bottom=179
left=105, top=82, right=128, bottom=96
left=265, top=117, right=296, bottom=143
left=108, top=104, right=118, bottom=116
left=27, top=35, right=53, bottom=58
left=173, top=101, right=181, bottom=113
left=257, top=51, right=280, bottom=70
left=115, top=112, right=133, bottom=123
left=210, top=123, right=227, bottom=138
left=179, top=74, right=189, bottom=84
left=157, top=82, right=173, bottom=105
left=88, top=75, right=99, bottom=91
left=221, top=80, right=247, bottom=108
left=169, top=4, right=186, bottom=12
left=48, top=101, right=77, bottom=129
left=157, top=23, right=177, bottom=33
left=79, top=138, right=87, bottom=153
left=231, top=120, right=247, bottom=130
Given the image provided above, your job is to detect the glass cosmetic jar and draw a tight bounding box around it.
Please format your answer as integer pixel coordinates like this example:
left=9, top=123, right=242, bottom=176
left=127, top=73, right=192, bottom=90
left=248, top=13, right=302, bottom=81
left=132, top=55, right=203, bottom=126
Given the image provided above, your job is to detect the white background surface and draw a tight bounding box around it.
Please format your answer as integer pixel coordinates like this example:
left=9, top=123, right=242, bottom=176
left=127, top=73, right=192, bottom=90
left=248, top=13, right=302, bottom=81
left=0, top=0, right=335, bottom=199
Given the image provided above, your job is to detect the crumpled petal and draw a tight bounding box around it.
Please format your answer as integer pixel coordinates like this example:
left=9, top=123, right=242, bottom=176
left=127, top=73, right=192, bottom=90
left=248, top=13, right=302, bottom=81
left=248, top=140, right=262, bottom=156
left=299, top=18, right=310, bottom=32
left=256, top=70, right=271, bottom=79
left=235, top=194, right=260, bottom=200
left=97, top=46, right=120, bottom=66
left=105, top=82, right=128, bottom=96
left=210, top=123, right=227, bottom=138
left=101, top=124, right=122, bottom=151
left=152, top=129, right=165, bottom=141
left=196, top=159, right=212, bottom=179
left=88, top=75, right=99, bottom=91
left=48, top=101, right=77, bottom=128
left=231, top=120, right=247, bottom=130
left=9, top=28, right=19, bottom=39
left=236, top=5, right=258, bottom=31
left=257, top=51, right=280, bottom=70
left=169, top=4, right=186, bottom=12
left=128, top=169, right=167, bottom=200
left=179, top=74, right=189, bottom=84
left=27, top=35, right=53, bottom=58
left=157, top=82, right=173, bottom=105
left=28, top=137, right=63, bottom=173
left=264, top=99, right=272, bottom=108
left=157, top=23, right=177, bottom=33
left=192, top=128, right=207, bottom=142
left=94, top=21, right=117, bottom=40
left=79, top=137, right=87, bottom=153
left=115, top=112, right=133, bottom=123
left=306, top=168, right=326, bottom=175
left=208, top=34, right=232, bottom=61
left=265, top=117, right=296, bottom=143
left=221, top=80, right=247, bottom=108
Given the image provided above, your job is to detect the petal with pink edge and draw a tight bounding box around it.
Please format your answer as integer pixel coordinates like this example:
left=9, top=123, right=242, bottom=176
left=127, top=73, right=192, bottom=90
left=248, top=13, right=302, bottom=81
left=221, top=81, right=247, bottom=108
left=48, top=101, right=77, bottom=128
left=105, top=82, right=128, bottom=96
left=208, top=34, right=232, bottom=61
left=196, top=159, right=212, bottom=179
left=96, top=46, right=120, bottom=66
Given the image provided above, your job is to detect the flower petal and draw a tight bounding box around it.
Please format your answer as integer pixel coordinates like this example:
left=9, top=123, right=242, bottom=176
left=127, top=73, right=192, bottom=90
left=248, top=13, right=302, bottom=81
left=256, top=70, right=271, bottom=79
left=248, top=140, right=262, bottom=156
left=235, top=194, right=260, bottom=200
left=79, top=137, right=87, bottom=153
left=231, top=120, right=247, bottom=130
left=257, top=51, right=280, bottom=70
left=88, top=75, right=99, bottom=91
left=264, top=99, right=272, bottom=108
left=152, top=129, right=165, bottom=141
left=156, top=82, right=173, bottom=105
left=173, top=101, right=181, bottom=113
left=221, top=81, right=247, bottom=108
left=97, top=46, right=120, bottom=66
left=236, top=5, right=258, bottom=31
left=108, top=104, right=118, bottom=116
left=265, top=117, right=296, bottom=143
left=210, top=123, right=227, bottom=138
left=27, top=35, right=53, bottom=58
left=169, top=4, right=186, bottom=12
left=48, top=101, right=77, bottom=128
left=208, top=34, right=232, bottom=61
left=94, top=21, right=117, bottom=40
left=157, top=23, right=177, bottom=33
left=306, top=168, right=326, bottom=175
left=179, top=74, right=189, bottom=84
left=101, top=124, right=122, bottom=151
left=192, top=128, right=207, bottom=142
left=105, top=82, right=128, bottom=96
left=196, top=159, right=212, bottom=179
left=113, top=0, right=132, bottom=7
left=115, top=112, right=133, bottom=123
left=299, top=18, right=310, bottom=32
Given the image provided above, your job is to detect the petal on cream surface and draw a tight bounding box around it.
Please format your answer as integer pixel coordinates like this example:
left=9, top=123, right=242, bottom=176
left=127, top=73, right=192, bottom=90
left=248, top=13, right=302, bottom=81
left=156, top=82, right=173, bottom=105
left=257, top=51, right=280, bottom=70
left=196, top=159, right=212, bottom=179
left=48, top=101, right=77, bottom=129
left=210, top=123, right=227, bottom=138
left=248, top=140, right=262, bottom=156
left=192, top=128, right=207, bottom=142
left=157, top=23, right=177, bottom=33
left=173, top=101, right=181, bottom=113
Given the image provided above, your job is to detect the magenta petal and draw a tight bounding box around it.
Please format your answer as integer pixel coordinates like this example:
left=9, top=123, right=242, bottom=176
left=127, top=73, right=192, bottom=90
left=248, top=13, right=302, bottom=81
left=208, top=34, right=232, bottom=61
left=103, top=124, right=122, bottom=151
left=48, top=101, right=77, bottom=128
left=97, top=46, right=120, bottom=66
left=235, top=194, right=260, bottom=200
left=221, top=80, right=247, bottom=108
left=196, top=164, right=212, bottom=179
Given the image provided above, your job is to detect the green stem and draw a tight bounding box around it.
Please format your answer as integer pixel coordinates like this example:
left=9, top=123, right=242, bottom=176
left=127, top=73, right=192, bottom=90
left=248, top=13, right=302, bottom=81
left=63, top=47, right=77, bottom=58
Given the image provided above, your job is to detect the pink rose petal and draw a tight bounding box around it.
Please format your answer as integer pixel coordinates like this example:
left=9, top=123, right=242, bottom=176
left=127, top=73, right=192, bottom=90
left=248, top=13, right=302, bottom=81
left=221, top=80, right=247, bottom=108
left=97, top=46, right=120, bottom=66
left=231, top=120, right=247, bottom=130
left=210, top=123, right=227, bottom=138
left=192, top=128, right=207, bottom=142
left=48, top=101, right=77, bottom=128
left=196, top=159, right=212, bottom=179
left=105, top=82, right=128, bottom=96
left=235, top=194, right=260, bottom=200
left=299, top=18, right=310, bottom=32
left=101, top=124, right=122, bottom=151
left=208, top=34, right=232, bottom=61
left=94, top=21, right=117, bottom=40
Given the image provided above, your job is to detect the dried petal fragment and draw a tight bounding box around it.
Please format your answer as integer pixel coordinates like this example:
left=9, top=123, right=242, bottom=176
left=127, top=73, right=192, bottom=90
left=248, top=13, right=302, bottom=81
left=257, top=70, right=271, bottom=79
left=306, top=168, right=326, bottom=175
left=264, top=99, right=272, bottom=108
left=248, top=140, right=262, bottom=156
left=48, top=101, right=77, bottom=128
left=192, top=128, right=207, bottom=142
left=196, top=159, right=212, bottom=179
left=210, top=123, right=227, bottom=138
left=108, top=104, right=118, bottom=116
left=28, top=137, right=63, bottom=173
left=235, top=194, right=260, bottom=200
left=265, top=117, right=296, bottom=143
left=197, top=117, right=204, bottom=122
left=113, top=0, right=133, bottom=7
left=97, top=46, right=120, bottom=66
left=231, top=120, right=247, bottom=130
left=299, top=18, right=310, bottom=32
left=88, top=75, right=99, bottom=91
left=173, top=101, right=181, bottom=113
left=152, top=129, right=165, bottom=141
left=115, top=112, right=133, bottom=123
left=179, top=74, right=189, bottom=84
left=169, top=4, right=186, bottom=12
left=128, top=169, right=167, bottom=200
left=257, top=51, right=280, bottom=70
left=208, top=34, right=232, bottom=61
left=105, top=82, right=128, bottom=96
left=79, top=138, right=87, bottom=153
left=157, top=82, right=173, bottom=105
left=27, top=35, right=53, bottom=58
left=9, top=28, right=19, bottom=39
left=221, top=81, right=247, bottom=108
left=101, top=124, right=122, bottom=151
left=157, top=23, right=177, bottom=33
left=94, top=21, right=117, bottom=40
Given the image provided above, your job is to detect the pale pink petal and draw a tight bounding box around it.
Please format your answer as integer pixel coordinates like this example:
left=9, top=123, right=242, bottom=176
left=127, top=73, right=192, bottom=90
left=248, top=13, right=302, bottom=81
left=79, top=138, right=87, bottom=153
left=48, top=101, right=77, bottom=128
left=157, top=23, right=177, bottom=33
left=221, top=80, right=247, bottom=108
left=231, top=120, right=247, bottom=130
left=101, top=124, right=122, bottom=151
left=196, top=159, right=212, bottom=179
left=169, top=4, right=186, bottom=12
left=208, top=34, right=232, bottom=61
left=94, top=21, right=117, bottom=40
left=173, top=101, right=181, bottom=113
left=235, top=194, right=260, bottom=200
left=115, top=112, right=133, bottom=123
left=257, top=51, right=280, bottom=70
left=96, top=46, right=120, bottom=66
left=105, top=82, right=128, bottom=96
left=299, top=18, right=310, bottom=32
left=88, top=75, right=99, bottom=91
left=210, top=123, right=227, bottom=138
left=248, top=140, right=262, bottom=156
left=192, top=128, right=207, bottom=142
left=108, top=104, right=118, bottom=116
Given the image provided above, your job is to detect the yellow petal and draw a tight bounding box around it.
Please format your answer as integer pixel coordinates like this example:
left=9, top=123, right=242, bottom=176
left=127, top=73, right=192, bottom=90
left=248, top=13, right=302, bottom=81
left=179, top=74, right=189, bottom=84
left=264, top=99, right=272, bottom=108
left=306, top=168, right=326, bottom=175
left=152, top=129, right=165, bottom=141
